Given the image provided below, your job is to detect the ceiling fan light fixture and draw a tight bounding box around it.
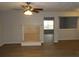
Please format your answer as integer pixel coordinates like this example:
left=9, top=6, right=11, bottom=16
left=24, top=10, right=33, bottom=15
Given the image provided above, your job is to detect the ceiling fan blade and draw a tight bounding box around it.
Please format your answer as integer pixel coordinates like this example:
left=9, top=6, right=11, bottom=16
left=34, top=8, right=43, bottom=10
left=26, top=2, right=31, bottom=5
left=32, top=10, right=39, bottom=13
left=21, top=5, right=26, bottom=9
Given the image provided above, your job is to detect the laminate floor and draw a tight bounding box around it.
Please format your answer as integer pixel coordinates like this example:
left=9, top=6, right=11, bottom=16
left=0, top=40, right=79, bottom=57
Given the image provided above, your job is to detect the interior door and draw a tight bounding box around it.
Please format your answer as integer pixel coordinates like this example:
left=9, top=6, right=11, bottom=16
left=24, top=25, right=40, bottom=42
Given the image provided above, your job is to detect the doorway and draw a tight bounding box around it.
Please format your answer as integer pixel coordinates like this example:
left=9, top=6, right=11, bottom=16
left=44, top=18, right=54, bottom=45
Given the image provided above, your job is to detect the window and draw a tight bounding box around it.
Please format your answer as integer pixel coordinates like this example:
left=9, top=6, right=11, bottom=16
left=44, top=20, right=54, bottom=30
left=59, top=17, right=78, bottom=29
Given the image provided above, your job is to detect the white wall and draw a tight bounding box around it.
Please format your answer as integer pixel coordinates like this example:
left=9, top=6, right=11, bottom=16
left=1, top=11, right=23, bottom=44
left=0, top=14, right=4, bottom=46
left=54, top=12, right=79, bottom=40
left=0, top=10, right=79, bottom=44
left=0, top=10, right=44, bottom=44
left=40, top=12, right=79, bottom=41
left=0, top=18, right=2, bottom=46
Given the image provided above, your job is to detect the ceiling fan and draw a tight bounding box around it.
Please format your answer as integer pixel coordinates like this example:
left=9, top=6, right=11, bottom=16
left=21, top=2, right=43, bottom=15
left=22, top=2, right=43, bottom=13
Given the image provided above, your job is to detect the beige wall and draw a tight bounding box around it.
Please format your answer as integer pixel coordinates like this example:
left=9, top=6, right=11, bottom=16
left=0, top=11, right=79, bottom=44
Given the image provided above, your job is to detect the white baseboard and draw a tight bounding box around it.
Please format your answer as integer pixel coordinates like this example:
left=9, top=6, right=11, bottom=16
left=41, top=41, right=44, bottom=43
left=59, top=38, right=79, bottom=40
left=0, top=43, right=4, bottom=47
left=4, top=41, right=21, bottom=44
left=54, top=40, right=59, bottom=43
left=21, top=42, right=41, bottom=46
left=0, top=41, right=42, bottom=47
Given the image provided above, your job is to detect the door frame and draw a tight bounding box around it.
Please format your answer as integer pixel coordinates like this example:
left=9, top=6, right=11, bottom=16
left=42, top=17, right=58, bottom=43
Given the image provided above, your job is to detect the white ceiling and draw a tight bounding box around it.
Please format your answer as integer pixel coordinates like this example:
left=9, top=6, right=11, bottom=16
left=0, top=2, right=79, bottom=12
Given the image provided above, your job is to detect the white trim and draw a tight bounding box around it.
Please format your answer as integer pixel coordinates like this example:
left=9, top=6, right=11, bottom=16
left=54, top=40, right=59, bottom=43
left=40, top=25, right=44, bottom=44
left=22, top=24, right=24, bottom=42
left=0, top=42, right=21, bottom=47
left=41, top=41, right=44, bottom=43
left=0, top=43, right=4, bottom=47
left=3, top=41, right=21, bottom=44
left=59, top=38, right=79, bottom=40
left=21, top=42, right=41, bottom=46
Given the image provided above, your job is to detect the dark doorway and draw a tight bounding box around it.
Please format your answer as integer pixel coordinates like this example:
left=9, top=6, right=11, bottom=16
left=44, top=18, right=54, bottom=44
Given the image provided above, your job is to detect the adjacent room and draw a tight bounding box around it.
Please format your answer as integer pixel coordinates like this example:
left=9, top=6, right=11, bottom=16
left=0, top=2, right=79, bottom=57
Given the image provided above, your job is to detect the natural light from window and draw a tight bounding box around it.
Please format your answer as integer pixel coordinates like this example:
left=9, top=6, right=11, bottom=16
left=44, top=20, right=54, bottom=30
